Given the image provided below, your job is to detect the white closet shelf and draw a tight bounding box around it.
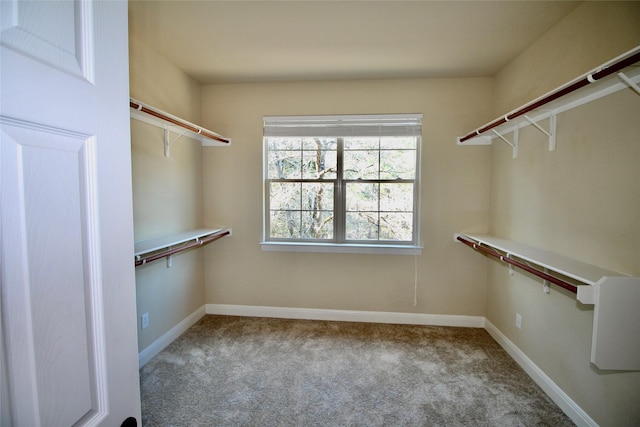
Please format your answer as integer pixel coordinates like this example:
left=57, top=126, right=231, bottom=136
left=457, top=233, right=625, bottom=287
left=457, top=46, right=640, bottom=158
left=134, top=228, right=231, bottom=267
left=457, top=232, right=640, bottom=371
left=130, top=98, right=231, bottom=156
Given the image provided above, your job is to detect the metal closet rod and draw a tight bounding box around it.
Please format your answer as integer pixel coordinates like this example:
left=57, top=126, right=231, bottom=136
left=135, top=230, right=231, bottom=267
left=129, top=100, right=230, bottom=144
left=456, top=235, right=578, bottom=294
left=459, top=50, right=640, bottom=143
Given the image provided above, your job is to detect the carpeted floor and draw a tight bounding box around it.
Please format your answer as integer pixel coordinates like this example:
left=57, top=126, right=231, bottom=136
left=140, top=315, right=574, bottom=426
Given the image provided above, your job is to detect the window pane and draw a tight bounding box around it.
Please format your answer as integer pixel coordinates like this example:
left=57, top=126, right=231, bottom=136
left=302, top=182, right=334, bottom=211
left=380, top=137, right=416, bottom=149
left=380, top=213, right=413, bottom=241
left=302, top=149, right=337, bottom=179
left=270, top=182, right=334, bottom=240
left=270, top=182, right=301, bottom=210
left=302, top=182, right=334, bottom=240
left=302, top=137, right=337, bottom=150
left=346, top=212, right=379, bottom=240
left=380, top=183, right=413, bottom=212
left=267, top=137, right=301, bottom=151
left=346, top=183, right=378, bottom=212
left=302, top=211, right=333, bottom=239
left=270, top=211, right=301, bottom=239
left=343, top=150, right=379, bottom=180
left=380, top=149, right=416, bottom=180
left=268, top=150, right=301, bottom=179
left=321, top=150, right=337, bottom=179
left=344, top=137, right=379, bottom=150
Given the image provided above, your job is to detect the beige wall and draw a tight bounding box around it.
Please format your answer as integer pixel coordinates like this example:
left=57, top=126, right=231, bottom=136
left=129, top=1, right=640, bottom=424
left=494, top=1, right=640, bottom=114
left=129, top=36, right=206, bottom=351
left=489, top=2, right=640, bottom=426
left=201, top=78, right=492, bottom=315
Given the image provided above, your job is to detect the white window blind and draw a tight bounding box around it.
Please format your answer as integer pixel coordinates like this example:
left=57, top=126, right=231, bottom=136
left=263, top=114, right=422, bottom=138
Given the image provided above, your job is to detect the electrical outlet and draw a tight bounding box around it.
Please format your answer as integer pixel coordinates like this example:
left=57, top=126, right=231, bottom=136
left=515, top=313, right=522, bottom=329
left=141, top=312, right=149, bottom=330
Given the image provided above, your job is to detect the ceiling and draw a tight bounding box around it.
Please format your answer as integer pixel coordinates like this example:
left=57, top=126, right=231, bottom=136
left=128, top=1, right=581, bottom=84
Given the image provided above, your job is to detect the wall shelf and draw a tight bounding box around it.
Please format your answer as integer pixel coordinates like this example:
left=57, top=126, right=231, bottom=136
left=457, top=46, right=640, bottom=159
left=457, top=233, right=625, bottom=288
left=134, top=228, right=231, bottom=268
left=457, top=233, right=640, bottom=371
left=130, top=98, right=231, bottom=157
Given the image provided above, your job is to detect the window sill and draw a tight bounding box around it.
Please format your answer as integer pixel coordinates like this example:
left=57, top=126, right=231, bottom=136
left=260, top=241, right=422, bottom=255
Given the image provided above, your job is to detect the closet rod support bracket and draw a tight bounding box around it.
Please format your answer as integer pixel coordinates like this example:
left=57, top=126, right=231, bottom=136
left=617, top=72, right=640, bottom=96
left=164, top=128, right=188, bottom=157
left=524, top=113, right=556, bottom=152
left=491, top=128, right=519, bottom=159
left=507, top=254, right=515, bottom=275
left=543, top=268, right=551, bottom=294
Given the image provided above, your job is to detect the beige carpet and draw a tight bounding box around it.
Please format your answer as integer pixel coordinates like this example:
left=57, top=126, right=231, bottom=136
left=140, top=315, right=574, bottom=426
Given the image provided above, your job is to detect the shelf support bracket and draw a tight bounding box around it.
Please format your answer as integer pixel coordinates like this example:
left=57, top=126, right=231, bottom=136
left=492, top=128, right=519, bottom=159
left=617, top=72, right=640, bottom=96
left=506, top=254, right=515, bottom=275
left=524, top=113, right=556, bottom=152
left=543, top=268, right=550, bottom=294
left=164, top=128, right=188, bottom=157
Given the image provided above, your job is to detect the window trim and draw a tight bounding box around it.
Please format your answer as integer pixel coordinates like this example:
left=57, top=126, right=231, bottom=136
left=261, top=114, right=422, bottom=255
left=260, top=241, right=423, bottom=255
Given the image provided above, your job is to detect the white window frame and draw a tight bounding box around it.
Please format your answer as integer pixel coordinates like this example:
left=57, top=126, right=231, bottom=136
left=261, top=114, right=423, bottom=255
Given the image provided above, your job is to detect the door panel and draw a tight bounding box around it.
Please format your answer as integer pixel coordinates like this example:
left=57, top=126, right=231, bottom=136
left=1, top=1, right=140, bottom=425
left=0, top=0, right=92, bottom=80
left=1, top=120, right=98, bottom=426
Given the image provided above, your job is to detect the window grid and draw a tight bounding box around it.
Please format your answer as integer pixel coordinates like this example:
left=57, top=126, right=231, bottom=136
left=265, top=135, right=419, bottom=246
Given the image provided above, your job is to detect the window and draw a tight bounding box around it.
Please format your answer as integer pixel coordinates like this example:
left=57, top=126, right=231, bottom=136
left=262, top=114, right=422, bottom=254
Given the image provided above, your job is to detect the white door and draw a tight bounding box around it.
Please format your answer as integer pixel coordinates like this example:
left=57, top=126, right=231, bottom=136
left=0, top=1, right=141, bottom=426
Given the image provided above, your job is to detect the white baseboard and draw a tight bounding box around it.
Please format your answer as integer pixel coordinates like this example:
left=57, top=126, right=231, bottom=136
left=205, top=303, right=485, bottom=328
left=484, top=320, right=597, bottom=427
left=138, top=305, right=206, bottom=368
